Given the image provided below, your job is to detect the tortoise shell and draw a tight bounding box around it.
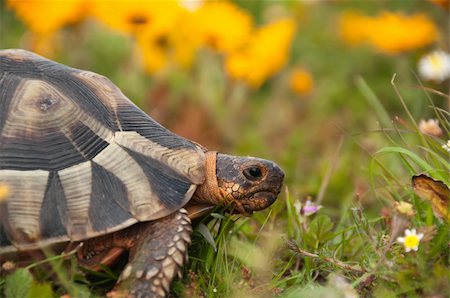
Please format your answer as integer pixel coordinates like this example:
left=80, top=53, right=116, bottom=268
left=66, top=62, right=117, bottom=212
left=0, top=49, right=205, bottom=254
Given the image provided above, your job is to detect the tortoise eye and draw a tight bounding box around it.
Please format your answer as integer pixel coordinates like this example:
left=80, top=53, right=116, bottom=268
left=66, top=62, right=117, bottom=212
left=243, top=167, right=263, bottom=181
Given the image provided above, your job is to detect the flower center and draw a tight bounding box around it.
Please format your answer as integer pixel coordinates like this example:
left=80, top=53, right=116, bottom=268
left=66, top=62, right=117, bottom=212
left=404, top=235, right=420, bottom=248
left=430, top=55, right=444, bottom=71
left=129, top=14, right=149, bottom=26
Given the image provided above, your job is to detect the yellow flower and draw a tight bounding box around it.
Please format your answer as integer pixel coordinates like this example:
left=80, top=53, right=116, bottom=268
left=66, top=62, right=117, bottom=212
left=339, top=11, right=373, bottom=45
left=0, top=183, right=10, bottom=202
left=7, top=0, right=87, bottom=56
left=189, top=1, right=252, bottom=54
left=339, top=11, right=439, bottom=54
left=289, top=68, right=314, bottom=96
left=170, top=14, right=199, bottom=70
left=369, top=12, right=438, bottom=54
left=397, top=228, right=424, bottom=252
left=7, top=0, right=87, bottom=35
left=91, top=1, right=183, bottom=37
left=226, top=18, right=296, bottom=87
left=92, top=1, right=195, bottom=74
left=136, top=36, right=169, bottom=74
left=135, top=9, right=197, bottom=74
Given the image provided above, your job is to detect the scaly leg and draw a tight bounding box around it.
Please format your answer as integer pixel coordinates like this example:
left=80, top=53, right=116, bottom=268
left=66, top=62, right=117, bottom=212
left=107, top=209, right=192, bottom=298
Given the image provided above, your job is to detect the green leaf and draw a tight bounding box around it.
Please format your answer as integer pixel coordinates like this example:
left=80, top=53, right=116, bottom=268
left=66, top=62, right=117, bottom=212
left=69, top=284, right=91, bottom=298
left=303, top=215, right=334, bottom=248
left=28, top=282, right=53, bottom=298
left=196, top=223, right=218, bottom=252
left=309, top=215, right=334, bottom=240
left=5, top=268, right=33, bottom=298
left=355, top=76, right=391, bottom=128
left=210, top=213, right=227, bottom=220
left=374, top=147, right=435, bottom=175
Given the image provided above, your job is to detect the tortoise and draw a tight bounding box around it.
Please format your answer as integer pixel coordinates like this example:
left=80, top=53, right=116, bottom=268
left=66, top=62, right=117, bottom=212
left=0, top=49, right=284, bottom=297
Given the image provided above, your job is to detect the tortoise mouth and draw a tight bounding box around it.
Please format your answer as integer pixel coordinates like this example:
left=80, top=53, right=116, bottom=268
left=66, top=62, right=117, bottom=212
left=233, top=189, right=281, bottom=216
left=188, top=189, right=280, bottom=218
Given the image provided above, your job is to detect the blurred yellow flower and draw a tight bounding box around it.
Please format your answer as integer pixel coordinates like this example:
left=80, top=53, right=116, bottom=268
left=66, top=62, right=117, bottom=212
left=7, top=0, right=87, bottom=56
left=226, top=18, right=295, bottom=87
left=339, top=12, right=372, bottom=45
left=189, top=1, right=252, bottom=54
left=91, top=1, right=183, bottom=37
left=0, top=184, right=10, bottom=202
left=170, top=13, right=199, bottom=70
left=289, top=68, right=314, bottom=96
left=7, top=0, right=86, bottom=35
left=135, top=10, right=197, bottom=74
left=92, top=1, right=196, bottom=74
left=369, top=12, right=438, bottom=54
left=136, top=35, right=169, bottom=74
left=339, top=11, right=439, bottom=54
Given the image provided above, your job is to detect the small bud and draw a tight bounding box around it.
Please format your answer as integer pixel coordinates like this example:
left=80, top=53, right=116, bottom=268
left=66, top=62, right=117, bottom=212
left=419, top=119, right=443, bottom=137
left=394, top=201, right=416, bottom=217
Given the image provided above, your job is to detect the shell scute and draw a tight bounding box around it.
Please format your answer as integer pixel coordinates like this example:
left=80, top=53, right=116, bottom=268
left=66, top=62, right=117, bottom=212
left=40, top=171, right=68, bottom=239
left=89, top=163, right=132, bottom=232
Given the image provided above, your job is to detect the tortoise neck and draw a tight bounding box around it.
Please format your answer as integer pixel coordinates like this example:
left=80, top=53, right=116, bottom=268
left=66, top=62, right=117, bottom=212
left=192, top=151, right=226, bottom=205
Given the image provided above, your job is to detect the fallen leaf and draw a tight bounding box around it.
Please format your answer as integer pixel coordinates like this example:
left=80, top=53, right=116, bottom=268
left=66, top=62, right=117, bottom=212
left=412, top=174, right=450, bottom=222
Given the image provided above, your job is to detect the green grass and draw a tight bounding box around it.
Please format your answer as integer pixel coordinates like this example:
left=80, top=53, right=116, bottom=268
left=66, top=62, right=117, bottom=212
left=1, top=1, right=449, bottom=297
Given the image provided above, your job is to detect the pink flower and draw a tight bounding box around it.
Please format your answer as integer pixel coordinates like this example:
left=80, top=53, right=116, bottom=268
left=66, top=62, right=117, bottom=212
left=294, top=199, right=322, bottom=217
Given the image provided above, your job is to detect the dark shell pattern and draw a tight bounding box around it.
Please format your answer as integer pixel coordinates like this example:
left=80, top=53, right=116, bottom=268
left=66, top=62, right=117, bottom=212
left=0, top=49, right=205, bottom=254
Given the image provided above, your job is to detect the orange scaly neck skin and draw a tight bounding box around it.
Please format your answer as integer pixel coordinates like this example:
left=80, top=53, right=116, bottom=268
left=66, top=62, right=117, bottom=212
left=191, top=151, right=226, bottom=205
left=186, top=151, right=221, bottom=219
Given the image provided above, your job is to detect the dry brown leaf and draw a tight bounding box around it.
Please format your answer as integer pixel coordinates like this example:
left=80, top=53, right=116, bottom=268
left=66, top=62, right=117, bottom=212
left=412, top=174, right=450, bottom=222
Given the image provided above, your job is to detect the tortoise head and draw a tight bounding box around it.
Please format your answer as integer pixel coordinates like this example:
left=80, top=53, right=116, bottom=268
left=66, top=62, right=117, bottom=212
left=190, top=152, right=284, bottom=217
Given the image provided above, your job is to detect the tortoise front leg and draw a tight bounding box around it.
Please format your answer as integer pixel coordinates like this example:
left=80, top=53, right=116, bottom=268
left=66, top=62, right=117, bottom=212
left=108, top=209, right=192, bottom=298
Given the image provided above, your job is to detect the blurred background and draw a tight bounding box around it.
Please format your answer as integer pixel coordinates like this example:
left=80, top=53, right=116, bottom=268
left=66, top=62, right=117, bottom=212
left=0, top=0, right=449, bottom=296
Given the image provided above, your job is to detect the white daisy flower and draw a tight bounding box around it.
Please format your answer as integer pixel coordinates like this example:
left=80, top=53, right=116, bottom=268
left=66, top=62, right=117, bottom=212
left=442, top=140, right=450, bottom=152
left=397, top=228, right=424, bottom=252
left=418, top=50, right=450, bottom=83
